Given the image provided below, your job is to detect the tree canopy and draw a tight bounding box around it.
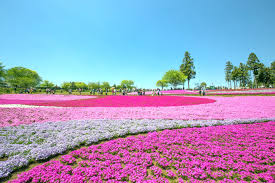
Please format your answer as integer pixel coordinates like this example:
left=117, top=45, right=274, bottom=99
left=156, top=80, right=168, bottom=90
left=180, top=51, right=196, bottom=89
left=5, top=67, right=42, bottom=88
left=225, top=61, right=233, bottom=88
left=120, top=80, right=134, bottom=89
left=40, top=80, right=55, bottom=88
left=61, top=82, right=71, bottom=91
left=200, top=82, right=207, bottom=88
left=162, top=70, right=186, bottom=89
left=101, top=81, right=110, bottom=89
left=247, top=52, right=261, bottom=87
left=88, top=82, right=101, bottom=90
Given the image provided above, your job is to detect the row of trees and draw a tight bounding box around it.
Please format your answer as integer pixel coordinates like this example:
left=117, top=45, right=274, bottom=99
left=0, top=62, right=135, bottom=91
left=60, top=80, right=135, bottom=91
left=156, top=51, right=196, bottom=89
left=225, top=53, right=275, bottom=88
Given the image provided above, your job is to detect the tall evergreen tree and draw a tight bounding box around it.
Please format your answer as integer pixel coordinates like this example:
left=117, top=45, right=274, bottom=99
left=0, top=62, right=5, bottom=87
left=238, top=63, right=250, bottom=87
left=231, top=66, right=239, bottom=89
left=247, top=52, right=261, bottom=87
left=225, top=61, right=233, bottom=88
left=180, top=51, right=196, bottom=89
left=271, top=61, right=275, bottom=87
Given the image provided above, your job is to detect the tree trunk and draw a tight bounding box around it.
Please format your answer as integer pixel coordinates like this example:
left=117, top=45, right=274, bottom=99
left=188, top=80, right=190, bottom=89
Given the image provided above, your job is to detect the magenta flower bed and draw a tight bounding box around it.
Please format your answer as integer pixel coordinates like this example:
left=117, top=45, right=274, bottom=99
left=0, top=94, right=95, bottom=101
left=29, top=96, right=215, bottom=107
left=10, top=122, right=275, bottom=183
left=1, top=96, right=275, bottom=127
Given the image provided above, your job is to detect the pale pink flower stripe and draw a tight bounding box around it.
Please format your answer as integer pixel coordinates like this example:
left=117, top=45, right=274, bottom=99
left=0, top=94, right=96, bottom=101
left=1, top=96, right=274, bottom=127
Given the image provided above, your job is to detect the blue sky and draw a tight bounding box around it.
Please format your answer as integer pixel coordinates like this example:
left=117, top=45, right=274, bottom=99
left=0, top=0, right=275, bottom=88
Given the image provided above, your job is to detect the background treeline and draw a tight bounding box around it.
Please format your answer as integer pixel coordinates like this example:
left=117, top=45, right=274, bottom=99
left=0, top=62, right=135, bottom=94
left=225, top=53, right=275, bottom=89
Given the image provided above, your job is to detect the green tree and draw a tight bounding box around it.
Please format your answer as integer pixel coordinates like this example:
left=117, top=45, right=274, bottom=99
left=256, top=66, right=272, bottom=87
left=238, top=63, right=250, bottom=88
left=88, top=82, right=101, bottom=90
left=0, top=62, right=5, bottom=80
left=121, top=80, right=134, bottom=89
left=61, top=82, right=71, bottom=91
left=162, top=70, right=187, bottom=89
left=156, top=80, right=168, bottom=90
left=101, top=81, right=110, bottom=90
left=270, top=61, right=275, bottom=87
left=40, top=80, right=55, bottom=88
left=231, top=66, right=239, bottom=89
left=5, top=67, right=42, bottom=88
left=200, top=82, right=207, bottom=88
left=247, top=52, right=261, bottom=87
left=75, top=82, right=88, bottom=90
left=0, top=62, right=6, bottom=87
left=180, top=51, right=196, bottom=89
left=225, top=61, right=233, bottom=88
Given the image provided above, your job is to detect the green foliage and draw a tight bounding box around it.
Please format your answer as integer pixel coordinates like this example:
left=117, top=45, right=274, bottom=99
left=271, top=61, right=275, bottom=86
left=74, top=82, right=88, bottom=90
left=101, top=81, right=110, bottom=89
left=162, top=70, right=187, bottom=89
left=156, top=80, right=168, bottom=90
left=225, top=61, right=233, bottom=88
left=5, top=67, right=42, bottom=88
left=0, top=62, right=6, bottom=88
left=247, top=52, right=261, bottom=86
left=88, top=82, right=101, bottom=90
left=256, top=66, right=272, bottom=87
left=120, top=80, right=134, bottom=89
left=200, top=82, right=207, bottom=88
left=40, top=80, right=55, bottom=88
left=180, top=51, right=196, bottom=88
left=238, top=63, right=250, bottom=87
left=61, top=82, right=71, bottom=90
left=0, top=62, right=5, bottom=81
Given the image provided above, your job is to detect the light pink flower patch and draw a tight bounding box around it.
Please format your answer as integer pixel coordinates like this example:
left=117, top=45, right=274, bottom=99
left=0, top=96, right=274, bottom=127
left=10, top=122, right=275, bottom=183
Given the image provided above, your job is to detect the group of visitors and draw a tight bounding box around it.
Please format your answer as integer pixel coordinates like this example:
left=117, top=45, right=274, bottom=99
left=199, top=88, right=206, bottom=96
left=151, top=88, right=162, bottom=96
left=46, top=88, right=56, bottom=94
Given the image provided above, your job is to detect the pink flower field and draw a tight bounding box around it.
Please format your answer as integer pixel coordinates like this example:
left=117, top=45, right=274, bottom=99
left=1, top=94, right=275, bottom=182
left=0, top=96, right=274, bottom=127
left=10, top=122, right=275, bottom=183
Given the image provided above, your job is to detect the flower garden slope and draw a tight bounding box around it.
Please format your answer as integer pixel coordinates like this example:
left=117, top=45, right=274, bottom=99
left=10, top=122, right=275, bottom=183
left=1, top=96, right=274, bottom=127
